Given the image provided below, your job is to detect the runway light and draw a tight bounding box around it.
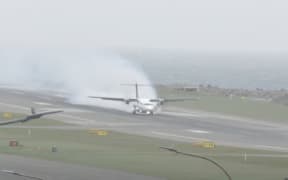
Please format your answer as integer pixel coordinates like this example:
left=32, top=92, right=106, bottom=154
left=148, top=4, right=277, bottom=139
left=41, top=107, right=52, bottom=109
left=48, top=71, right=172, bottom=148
left=9, top=140, right=19, bottom=147
left=51, top=145, right=58, bottom=153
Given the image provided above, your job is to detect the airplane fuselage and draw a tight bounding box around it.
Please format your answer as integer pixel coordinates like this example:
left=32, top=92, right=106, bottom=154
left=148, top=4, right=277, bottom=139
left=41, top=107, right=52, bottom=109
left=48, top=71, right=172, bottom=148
left=132, top=98, right=158, bottom=115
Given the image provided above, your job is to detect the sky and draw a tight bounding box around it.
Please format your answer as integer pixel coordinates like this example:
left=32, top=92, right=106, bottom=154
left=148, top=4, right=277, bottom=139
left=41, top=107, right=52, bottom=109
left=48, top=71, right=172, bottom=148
left=0, top=0, right=288, bottom=52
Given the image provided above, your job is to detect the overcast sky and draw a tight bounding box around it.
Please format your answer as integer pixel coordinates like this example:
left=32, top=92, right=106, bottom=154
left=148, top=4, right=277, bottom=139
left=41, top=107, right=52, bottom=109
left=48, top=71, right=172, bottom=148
left=0, top=0, right=287, bottom=52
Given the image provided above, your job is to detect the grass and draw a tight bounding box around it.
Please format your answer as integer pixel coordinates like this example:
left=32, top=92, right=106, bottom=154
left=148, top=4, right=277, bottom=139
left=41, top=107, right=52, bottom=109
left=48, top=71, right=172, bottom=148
left=0, top=127, right=288, bottom=180
left=157, top=86, right=288, bottom=123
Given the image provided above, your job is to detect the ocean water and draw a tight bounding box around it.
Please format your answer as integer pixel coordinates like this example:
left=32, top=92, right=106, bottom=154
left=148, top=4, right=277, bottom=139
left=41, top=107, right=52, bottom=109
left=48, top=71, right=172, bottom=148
left=125, top=52, right=288, bottom=90
left=1, top=49, right=287, bottom=90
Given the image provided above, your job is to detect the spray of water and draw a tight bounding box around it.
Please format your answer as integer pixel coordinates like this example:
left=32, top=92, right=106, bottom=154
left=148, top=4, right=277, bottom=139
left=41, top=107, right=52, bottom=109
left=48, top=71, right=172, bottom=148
left=0, top=49, right=157, bottom=111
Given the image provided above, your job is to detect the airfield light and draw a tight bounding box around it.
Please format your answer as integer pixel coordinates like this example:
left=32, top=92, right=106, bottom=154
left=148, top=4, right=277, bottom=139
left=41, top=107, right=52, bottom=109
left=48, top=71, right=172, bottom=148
left=160, top=146, right=232, bottom=180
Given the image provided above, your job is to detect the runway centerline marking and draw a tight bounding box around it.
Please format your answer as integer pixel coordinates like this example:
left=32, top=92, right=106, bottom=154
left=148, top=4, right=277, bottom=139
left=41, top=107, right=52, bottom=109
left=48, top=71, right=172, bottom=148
left=186, top=129, right=211, bottom=134
left=33, top=102, right=53, bottom=106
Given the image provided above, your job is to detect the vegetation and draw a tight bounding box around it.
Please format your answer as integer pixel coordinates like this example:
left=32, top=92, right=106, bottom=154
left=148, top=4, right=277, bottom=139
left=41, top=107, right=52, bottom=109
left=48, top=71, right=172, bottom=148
left=0, top=126, right=287, bottom=180
left=157, top=86, right=288, bottom=123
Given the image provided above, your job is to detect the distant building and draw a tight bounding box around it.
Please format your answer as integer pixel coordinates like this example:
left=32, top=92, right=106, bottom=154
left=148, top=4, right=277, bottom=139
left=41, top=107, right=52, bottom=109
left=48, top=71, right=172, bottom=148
left=175, top=86, right=199, bottom=92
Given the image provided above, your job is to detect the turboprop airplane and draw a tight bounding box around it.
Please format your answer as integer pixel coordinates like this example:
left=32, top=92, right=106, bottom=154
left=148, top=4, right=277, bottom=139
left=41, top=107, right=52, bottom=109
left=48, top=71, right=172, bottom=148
left=0, top=107, right=63, bottom=126
left=89, top=83, right=197, bottom=115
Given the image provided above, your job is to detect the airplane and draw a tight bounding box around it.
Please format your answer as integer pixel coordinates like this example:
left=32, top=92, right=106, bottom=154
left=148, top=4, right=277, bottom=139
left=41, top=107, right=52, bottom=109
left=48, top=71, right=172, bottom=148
left=89, top=83, right=197, bottom=115
left=0, top=107, right=63, bottom=126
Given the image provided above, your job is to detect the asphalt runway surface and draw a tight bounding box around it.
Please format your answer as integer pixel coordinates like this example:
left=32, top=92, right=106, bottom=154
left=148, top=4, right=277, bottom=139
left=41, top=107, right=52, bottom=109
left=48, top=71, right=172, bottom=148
left=1, top=88, right=288, bottom=151
left=1, top=87, right=288, bottom=179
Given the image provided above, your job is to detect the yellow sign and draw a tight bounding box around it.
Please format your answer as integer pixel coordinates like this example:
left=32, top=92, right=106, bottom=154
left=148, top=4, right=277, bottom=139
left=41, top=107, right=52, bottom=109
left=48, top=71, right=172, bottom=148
left=195, top=141, right=216, bottom=149
left=97, top=130, right=108, bottom=136
left=88, top=129, right=108, bottom=136
left=2, top=112, right=13, bottom=119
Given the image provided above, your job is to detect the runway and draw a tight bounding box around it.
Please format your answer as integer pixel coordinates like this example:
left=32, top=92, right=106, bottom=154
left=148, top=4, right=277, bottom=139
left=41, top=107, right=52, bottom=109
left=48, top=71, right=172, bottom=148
left=1, top=87, right=288, bottom=179
left=1, top=87, right=288, bottom=152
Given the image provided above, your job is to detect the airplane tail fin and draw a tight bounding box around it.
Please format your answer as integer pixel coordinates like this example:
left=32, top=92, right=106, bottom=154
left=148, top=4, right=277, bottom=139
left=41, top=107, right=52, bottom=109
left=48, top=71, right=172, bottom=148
left=121, top=83, right=152, bottom=103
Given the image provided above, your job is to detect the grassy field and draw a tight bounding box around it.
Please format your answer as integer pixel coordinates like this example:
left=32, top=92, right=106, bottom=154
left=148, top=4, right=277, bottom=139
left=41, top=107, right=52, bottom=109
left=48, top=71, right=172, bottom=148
left=157, top=86, right=288, bottom=123
left=0, top=126, right=288, bottom=180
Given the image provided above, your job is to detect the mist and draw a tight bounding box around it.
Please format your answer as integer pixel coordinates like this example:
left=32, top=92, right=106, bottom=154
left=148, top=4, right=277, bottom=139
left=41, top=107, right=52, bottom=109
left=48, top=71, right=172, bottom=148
left=0, top=49, right=157, bottom=112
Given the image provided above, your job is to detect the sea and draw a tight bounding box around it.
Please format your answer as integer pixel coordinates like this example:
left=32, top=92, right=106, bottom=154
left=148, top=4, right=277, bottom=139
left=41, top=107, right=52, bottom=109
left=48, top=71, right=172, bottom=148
left=124, top=51, right=288, bottom=90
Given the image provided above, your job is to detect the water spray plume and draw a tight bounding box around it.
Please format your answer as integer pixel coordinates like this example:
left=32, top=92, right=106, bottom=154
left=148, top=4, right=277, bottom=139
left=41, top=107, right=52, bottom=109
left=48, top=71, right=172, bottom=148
left=0, top=49, right=157, bottom=111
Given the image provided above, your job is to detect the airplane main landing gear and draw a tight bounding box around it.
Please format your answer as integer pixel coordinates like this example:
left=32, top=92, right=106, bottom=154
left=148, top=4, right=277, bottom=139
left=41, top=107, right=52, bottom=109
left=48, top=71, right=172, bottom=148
left=146, top=110, right=154, bottom=115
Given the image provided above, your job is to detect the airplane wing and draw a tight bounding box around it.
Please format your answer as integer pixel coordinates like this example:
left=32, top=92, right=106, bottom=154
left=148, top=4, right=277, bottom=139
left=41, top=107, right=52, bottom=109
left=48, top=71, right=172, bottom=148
left=88, top=96, right=138, bottom=103
left=0, top=108, right=63, bottom=126
left=89, top=96, right=127, bottom=101
left=150, top=97, right=199, bottom=104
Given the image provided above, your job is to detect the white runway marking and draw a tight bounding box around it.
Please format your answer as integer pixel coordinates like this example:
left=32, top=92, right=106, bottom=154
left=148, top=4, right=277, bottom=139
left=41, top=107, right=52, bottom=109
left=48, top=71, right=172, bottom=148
left=33, top=102, right=53, bottom=106
left=254, top=145, right=288, bottom=152
left=58, top=114, right=148, bottom=127
left=151, top=131, right=209, bottom=141
left=186, top=129, right=211, bottom=134
left=57, top=108, right=89, bottom=113
left=161, top=111, right=203, bottom=117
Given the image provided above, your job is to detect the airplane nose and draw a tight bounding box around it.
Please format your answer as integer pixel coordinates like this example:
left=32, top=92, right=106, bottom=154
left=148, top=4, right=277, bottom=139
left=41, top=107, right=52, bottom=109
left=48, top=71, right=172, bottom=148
left=148, top=106, right=155, bottom=110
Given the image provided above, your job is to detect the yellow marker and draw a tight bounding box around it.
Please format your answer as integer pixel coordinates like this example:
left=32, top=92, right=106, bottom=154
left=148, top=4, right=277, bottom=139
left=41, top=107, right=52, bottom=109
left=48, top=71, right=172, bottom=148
left=195, top=141, right=216, bottom=149
left=2, top=112, right=13, bottom=119
left=97, top=130, right=108, bottom=136
left=88, top=129, right=108, bottom=136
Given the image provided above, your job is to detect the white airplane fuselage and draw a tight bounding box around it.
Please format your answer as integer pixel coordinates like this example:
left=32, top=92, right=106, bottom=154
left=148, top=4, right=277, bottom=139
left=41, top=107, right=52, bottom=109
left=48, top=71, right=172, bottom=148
left=132, top=98, right=159, bottom=115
